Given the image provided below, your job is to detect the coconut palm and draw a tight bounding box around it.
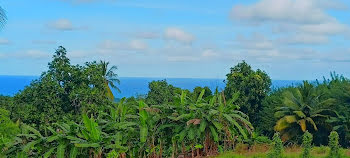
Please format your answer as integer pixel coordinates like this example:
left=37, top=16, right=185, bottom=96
left=100, top=60, right=121, bottom=100
left=0, top=6, right=6, bottom=29
left=274, top=81, right=336, bottom=141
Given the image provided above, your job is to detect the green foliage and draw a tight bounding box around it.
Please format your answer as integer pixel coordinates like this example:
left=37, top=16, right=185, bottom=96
left=192, top=86, right=212, bottom=100
left=224, top=61, right=271, bottom=126
left=268, top=132, right=283, bottom=158
left=100, top=60, right=121, bottom=100
left=249, top=132, right=272, bottom=145
left=0, top=108, right=19, bottom=155
left=301, top=131, right=313, bottom=158
left=274, top=81, right=337, bottom=142
left=10, top=46, right=113, bottom=129
left=145, top=80, right=181, bottom=105
left=5, top=46, right=350, bottom=157
left=258, top=87, right=292, bottom=137
left=328, top=131, right=340, bottom=158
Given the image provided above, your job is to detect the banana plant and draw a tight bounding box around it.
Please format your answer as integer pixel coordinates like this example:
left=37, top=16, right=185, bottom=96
left=5, top=124, right=46, bottom=157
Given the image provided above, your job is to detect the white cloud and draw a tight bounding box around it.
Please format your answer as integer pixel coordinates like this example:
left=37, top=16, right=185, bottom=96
left=231, top=0, right=343, bottom=25
left=164, top=27, right=195, bottom=44
left=298, top=21, right=349, bottom=35
left=23, top=50, right=50, bottom=59
left=202, top=49, right=219, bottom=57
left=32, top=40, right=57, bottom=45
left=2, top=50, right=51, bottom=59
left=98, top=40, right=148, bottom=54
left=0, top=38, right=10, bottom=45
left=167, top=56, right=199, bottom=62
left=48, top=19, right=85, bottom=31
left=130, top=32, right=160, bottom=39
left=68, top=50, right=89, bottom=58
left=233, top=33, right=275, bottom=50
left=278, top=34, right=328, bottom=45
left=230, top=0, right=350, bottom=36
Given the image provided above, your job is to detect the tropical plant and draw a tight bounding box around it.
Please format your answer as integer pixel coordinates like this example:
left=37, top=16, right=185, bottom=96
left=301, top=131, right=312, bottom=158
left=100, top=60, right=121, bottom=100
left=170, top=89, right=253, bottom=157
left=328, top=131, right=340, bottom=158
left=274, top=81, right=336, bottom=141
left=10, top=47, right=113, bottom=130
left=327, top=115, right=350, bottom=147
left=0, top=109, right=19, bottom=155
left=267, top=132, right=283, bottom=158
left=145, top=80, right=182, bottom=105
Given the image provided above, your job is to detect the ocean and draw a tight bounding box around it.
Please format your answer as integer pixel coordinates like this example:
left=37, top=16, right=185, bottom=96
left=0, top=76, right=302, bottom=98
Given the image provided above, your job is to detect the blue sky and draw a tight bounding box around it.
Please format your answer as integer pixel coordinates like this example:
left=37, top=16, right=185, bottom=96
left=0, top=0, right=350, bottom=80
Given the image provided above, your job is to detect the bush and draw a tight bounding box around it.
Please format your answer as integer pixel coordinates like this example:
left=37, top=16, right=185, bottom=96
left=301, top=131, right=312, bottom=158
left=268, top=132, right=283, bottom=158
left=0, top=108, right=19, bottom=154
left=328, top=131, right=341, bottom=158
left=255, top=136, right=272, bottom=144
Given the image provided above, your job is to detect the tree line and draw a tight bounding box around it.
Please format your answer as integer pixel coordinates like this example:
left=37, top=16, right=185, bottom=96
left=1, top=46, right=350, bottom=157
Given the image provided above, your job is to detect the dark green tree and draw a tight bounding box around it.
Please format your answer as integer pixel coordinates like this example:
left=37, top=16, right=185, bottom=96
left=145, top=80, right=182, bottom=105
left=11, top=46, right=112, bottom=129
left=224, top=61, right=271, bottom=125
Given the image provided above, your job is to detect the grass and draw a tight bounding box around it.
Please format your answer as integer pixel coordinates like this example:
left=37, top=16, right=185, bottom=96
left=216, top=145, right=350, bottom=158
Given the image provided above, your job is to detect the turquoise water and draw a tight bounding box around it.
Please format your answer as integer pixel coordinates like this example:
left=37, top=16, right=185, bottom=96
left=0, top=76, right=301, bottom=97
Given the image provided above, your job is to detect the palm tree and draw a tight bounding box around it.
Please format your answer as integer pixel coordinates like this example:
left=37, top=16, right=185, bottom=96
left=274, top=81, right=336, bottom=141
left=100, top=60, right=121, bottom=100
left=0, top=6, right=6, bottom=29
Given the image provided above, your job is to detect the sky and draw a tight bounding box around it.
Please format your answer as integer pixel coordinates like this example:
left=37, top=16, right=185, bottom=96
left=0, top=0, right=350, bottom=80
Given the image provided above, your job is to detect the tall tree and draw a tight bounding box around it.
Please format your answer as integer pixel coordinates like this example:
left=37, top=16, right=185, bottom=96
left=274, top=81, right=336, bottom=141
left=224, top=61, right=271, bottom=126
left=0, top=6, right=6, bottom=29
left=145, top=80, right=182, bottom=105
left=12, top=47, right=112, bottom=129
left=100, top=60, right=121, bottom=100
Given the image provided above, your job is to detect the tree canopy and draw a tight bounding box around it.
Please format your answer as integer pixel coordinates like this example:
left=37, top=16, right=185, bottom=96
left=224, top=61, right=271, bottom=126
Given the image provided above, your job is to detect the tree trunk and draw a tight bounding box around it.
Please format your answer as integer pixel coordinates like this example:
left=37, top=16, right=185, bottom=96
left=191, top=145, right=194, bottom=158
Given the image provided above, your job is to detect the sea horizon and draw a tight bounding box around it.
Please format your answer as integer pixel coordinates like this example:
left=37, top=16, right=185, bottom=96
left=0, top=75, right=302, bottom=98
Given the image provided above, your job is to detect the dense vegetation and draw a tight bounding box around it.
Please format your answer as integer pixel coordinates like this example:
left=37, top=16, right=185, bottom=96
left=1, top=46, right=350, bottom=157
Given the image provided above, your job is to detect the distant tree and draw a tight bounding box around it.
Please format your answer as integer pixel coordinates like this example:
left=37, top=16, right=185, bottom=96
left=12, top=46, right=112, bottom=129
left=0, top=6, right=6, bottom=29
left=100, top=60, right=121, bottom=100
left=224, top=61, right=271, bottom=125
left=0, top=95, right=13, bottom=112
left=274, top=81, right=337, bottom=141
left=146, top=80, right=180, bottom=105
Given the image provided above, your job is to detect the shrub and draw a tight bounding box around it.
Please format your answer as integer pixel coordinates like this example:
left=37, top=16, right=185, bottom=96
left=301, top=131, right=312, bottom=158
left=312, top=145, right=329, bottom=155
left=328, top=131, right=341, bottom=158
left=255, top=136, right=272, bottom=144
left=268, top=132, right=283, bottom=158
